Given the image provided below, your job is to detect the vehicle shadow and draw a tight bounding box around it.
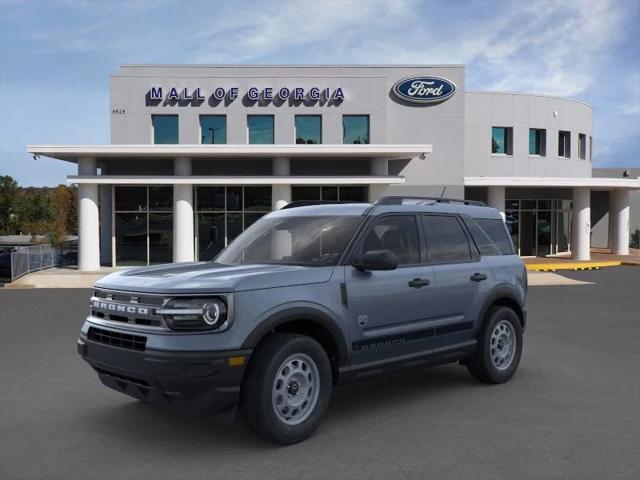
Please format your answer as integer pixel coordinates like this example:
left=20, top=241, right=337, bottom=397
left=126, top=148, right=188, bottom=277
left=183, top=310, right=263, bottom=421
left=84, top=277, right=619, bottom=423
left=83, top=363, right=485, bottom=450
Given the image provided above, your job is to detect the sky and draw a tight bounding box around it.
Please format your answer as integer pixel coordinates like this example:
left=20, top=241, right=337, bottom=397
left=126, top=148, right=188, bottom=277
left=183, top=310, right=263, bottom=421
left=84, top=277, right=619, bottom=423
left=0, top=0, right=639, bottom=187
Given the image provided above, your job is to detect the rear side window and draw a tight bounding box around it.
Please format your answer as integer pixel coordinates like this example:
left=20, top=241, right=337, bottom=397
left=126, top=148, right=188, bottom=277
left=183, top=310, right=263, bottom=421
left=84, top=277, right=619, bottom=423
left=463, top=217, right=501, bottom=256
left=476, top=218, right=514, bottom=254
left=422, top=215, right=472, bottom=263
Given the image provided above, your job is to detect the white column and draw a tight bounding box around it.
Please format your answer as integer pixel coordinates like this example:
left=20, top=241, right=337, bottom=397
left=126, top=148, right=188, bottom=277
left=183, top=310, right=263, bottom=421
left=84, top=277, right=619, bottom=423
left=369, top=158, right=388, bottom=201
left=173, top=157, right=195, bottom=262
left=571, top=187, right=591, bottom=260
left=487, top=186, right=506, bottom=220
left=611, top=189, right=630, bottom=255
left=272, top=158, right=291, bottom=210
left=77, top=157, right=100, bottom=271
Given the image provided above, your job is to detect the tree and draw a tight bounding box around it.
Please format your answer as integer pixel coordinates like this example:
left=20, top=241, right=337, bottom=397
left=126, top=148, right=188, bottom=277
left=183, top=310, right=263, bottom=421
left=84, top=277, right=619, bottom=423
left=49, top=185, right=77, bottom=244
left=0, top=175, right=20, bottom=234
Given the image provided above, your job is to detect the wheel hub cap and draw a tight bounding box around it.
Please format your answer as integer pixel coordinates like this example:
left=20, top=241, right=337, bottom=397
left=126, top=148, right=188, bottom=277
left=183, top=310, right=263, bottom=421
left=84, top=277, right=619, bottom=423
left=490, top=320, right=516, bottom=370
left=272, top=353, right=320, bottom=426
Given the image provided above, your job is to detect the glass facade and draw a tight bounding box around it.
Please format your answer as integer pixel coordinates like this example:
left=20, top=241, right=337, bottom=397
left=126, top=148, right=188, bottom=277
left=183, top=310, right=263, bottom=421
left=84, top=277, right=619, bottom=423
left=248, top=115, right=274, bottom=144
left=114, top=186, right=173, bottom=266
left=505, top=199, right=572, bottom=256
left=529, top=128, right=546, bottom=156
left=342, top=115, right=369, bottom=144
left=152, top=115, right=179, bottom=144
left=291, top=185, right=368, bottom=202
left=295, top=115, right=322, bottom=144
left=195, top=186, right=271, bottom=261
left=200, top=115, right=227, bottom=144
left=492, top=127, right=512, bottom=154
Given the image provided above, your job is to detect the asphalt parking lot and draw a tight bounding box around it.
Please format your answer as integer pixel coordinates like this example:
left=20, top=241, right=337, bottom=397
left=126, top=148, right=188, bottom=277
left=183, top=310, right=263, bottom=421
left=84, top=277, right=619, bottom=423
left=1, top=267, right=639, bottom=480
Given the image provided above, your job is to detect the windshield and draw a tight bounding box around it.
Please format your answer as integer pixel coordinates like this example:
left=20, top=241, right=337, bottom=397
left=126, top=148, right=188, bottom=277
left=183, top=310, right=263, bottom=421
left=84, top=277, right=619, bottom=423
left=215, top=215, right=363, bottom=267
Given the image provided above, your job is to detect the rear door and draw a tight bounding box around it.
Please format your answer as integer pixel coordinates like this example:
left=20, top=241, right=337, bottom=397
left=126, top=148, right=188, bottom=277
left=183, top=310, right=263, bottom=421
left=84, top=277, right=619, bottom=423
left=421, top=214, right=493, bottom=343
left=346, top=214, right=437, bottom=364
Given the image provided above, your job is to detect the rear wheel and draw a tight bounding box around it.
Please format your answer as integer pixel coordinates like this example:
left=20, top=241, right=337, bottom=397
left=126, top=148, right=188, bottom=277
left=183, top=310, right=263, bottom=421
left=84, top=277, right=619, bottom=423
left=240, top=333, right=332, bottom=444
left=467, top=306, right=523, bottom=383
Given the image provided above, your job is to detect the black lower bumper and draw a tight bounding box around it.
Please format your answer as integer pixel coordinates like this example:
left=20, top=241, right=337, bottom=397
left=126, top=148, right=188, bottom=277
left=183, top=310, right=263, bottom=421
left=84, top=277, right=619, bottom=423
left=78, top=336, right=251, bottom=413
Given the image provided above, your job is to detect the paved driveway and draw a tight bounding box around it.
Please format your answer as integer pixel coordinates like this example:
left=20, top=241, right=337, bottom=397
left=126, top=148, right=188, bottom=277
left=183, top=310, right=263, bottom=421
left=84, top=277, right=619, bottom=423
left=1, top=267, right=639, bottom=480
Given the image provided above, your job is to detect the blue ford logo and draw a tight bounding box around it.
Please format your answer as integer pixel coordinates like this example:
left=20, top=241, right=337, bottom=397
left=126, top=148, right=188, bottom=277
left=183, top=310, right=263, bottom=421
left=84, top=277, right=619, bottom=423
left=392, top=76, right=456, bottom=104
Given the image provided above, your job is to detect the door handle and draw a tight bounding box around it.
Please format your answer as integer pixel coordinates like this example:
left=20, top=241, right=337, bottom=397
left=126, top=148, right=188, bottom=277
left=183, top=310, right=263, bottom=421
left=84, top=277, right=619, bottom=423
left=408, top=278, right=430, bottom=288
left=470, top=272, right=488, bottom=282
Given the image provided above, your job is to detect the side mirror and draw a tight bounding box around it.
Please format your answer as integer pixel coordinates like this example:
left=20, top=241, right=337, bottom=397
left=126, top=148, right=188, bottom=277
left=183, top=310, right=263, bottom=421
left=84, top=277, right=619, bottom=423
left=353, top=249, right=398, bottom=271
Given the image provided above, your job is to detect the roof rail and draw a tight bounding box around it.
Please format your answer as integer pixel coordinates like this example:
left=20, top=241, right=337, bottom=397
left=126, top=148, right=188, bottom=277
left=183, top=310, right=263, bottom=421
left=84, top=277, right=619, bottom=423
left=376, top=196, right=487, bottom=207
left=280, top=200, right=355, bottom=210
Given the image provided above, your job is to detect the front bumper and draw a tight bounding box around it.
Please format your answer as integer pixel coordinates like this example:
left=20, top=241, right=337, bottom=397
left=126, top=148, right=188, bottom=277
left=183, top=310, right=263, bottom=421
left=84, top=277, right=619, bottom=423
left=78, top=335, right=252, bottom=413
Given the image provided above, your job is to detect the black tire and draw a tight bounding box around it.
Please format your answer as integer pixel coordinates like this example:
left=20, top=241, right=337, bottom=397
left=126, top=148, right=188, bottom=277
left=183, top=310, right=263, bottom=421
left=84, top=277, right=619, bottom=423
left=467, top=306, right=523, bottom=384
left=240, top=333, right=332, bottom=444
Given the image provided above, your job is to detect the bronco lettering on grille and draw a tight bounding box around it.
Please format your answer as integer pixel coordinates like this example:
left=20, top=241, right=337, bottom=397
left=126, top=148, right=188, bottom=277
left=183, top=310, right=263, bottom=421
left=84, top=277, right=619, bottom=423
left=91, top=300, right=149, bottom=315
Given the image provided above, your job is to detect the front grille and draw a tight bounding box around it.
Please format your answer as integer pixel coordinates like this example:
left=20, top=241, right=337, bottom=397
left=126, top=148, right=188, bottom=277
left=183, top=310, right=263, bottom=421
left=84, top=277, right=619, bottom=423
left=87, top=326, right=147, bottom=351
left=90, top=289, right=167, bottom=329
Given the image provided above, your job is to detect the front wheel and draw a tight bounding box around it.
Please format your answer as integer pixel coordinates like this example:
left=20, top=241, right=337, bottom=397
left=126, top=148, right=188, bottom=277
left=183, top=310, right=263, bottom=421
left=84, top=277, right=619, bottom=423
left=467, top=306, right=523, bottom=383
left=240, top=333, right=332, bottom=444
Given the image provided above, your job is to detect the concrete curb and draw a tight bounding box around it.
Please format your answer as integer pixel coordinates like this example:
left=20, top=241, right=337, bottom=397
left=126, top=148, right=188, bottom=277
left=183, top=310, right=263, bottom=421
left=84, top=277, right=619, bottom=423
left=526, top=261, right=622, bottom=272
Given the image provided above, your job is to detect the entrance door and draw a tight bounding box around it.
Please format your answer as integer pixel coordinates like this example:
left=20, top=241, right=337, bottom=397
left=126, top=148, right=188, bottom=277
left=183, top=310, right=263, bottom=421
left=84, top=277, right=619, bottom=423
left=537, top=210, right=552, bottom=256
left=520, top=210, right=536, bottom=256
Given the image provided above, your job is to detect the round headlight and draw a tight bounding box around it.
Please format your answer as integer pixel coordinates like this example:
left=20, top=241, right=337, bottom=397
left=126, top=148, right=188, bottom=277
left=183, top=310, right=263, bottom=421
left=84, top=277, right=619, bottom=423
left=203, top=300, right=227, bottom=327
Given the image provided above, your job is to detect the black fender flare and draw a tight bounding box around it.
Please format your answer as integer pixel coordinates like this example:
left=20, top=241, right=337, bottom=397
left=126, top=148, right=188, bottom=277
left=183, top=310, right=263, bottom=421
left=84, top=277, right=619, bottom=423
left=241, top=305, right=349, bottom=366
left=476, top=284, right=526, bottom=333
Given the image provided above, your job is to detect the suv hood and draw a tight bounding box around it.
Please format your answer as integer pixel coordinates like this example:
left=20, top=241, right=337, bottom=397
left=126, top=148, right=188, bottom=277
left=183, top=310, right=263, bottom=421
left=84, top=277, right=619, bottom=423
left=94, top=262, right=335, bottom=294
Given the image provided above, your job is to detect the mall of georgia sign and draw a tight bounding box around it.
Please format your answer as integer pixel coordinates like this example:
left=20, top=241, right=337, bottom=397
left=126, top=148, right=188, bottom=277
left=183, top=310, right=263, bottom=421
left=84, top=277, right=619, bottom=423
left=391, top=76, right=456, bottom=104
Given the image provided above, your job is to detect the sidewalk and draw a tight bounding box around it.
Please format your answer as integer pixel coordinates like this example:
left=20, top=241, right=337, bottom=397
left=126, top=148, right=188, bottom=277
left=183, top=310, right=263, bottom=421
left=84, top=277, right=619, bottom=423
left=5, top=267, right=119, bottom=288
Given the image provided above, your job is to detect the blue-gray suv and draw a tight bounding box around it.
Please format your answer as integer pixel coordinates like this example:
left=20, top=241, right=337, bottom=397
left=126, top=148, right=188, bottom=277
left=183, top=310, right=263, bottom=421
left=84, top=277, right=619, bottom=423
left=78, top=196, right=527, bottom=444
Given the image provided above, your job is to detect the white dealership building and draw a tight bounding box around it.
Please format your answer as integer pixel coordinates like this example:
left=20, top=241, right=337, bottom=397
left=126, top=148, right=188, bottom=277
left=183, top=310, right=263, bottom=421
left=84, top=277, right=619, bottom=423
left=27, top=65, right=639, bottom=270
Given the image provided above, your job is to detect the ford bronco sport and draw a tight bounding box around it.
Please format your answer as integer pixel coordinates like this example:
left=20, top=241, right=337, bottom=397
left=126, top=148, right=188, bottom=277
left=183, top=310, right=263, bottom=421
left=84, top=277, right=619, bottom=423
left=78, top=196, right=527, bottom=444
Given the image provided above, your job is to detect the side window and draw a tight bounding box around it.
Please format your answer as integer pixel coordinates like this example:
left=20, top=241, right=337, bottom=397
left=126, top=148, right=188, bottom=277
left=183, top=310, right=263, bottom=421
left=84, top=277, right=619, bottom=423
left=360, top=215, right=420, bottom=265
left=476, top=218, right=514, bottom=255
left=462, top=217, right=501, bottom=256
left=422, top=215, right=472, bottom=263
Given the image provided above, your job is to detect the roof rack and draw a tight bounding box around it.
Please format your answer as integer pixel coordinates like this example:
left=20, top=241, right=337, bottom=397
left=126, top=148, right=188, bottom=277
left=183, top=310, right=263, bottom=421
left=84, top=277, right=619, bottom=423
left=376, top=196, right=487, bottom=207
left=280, top=200, right=354, bottom=210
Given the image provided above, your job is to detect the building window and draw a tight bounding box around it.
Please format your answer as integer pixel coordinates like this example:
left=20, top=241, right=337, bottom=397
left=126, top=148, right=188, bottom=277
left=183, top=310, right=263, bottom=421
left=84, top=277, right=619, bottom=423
left=291, top=185, right=368, bottom=203
left=152, top=115, right=179, bottom=144
left=248, top=115, right=274, bottom=144
left=343, top=115, right=369, bottom=144
left=114, top=186, right=173, bottom=266
left=558, top=131, right=571, bottom=158
left=491, top=127, right=513, bottom=155
left=578, top=133, right=587, bottom=160
left=200, top=115, right=227, bottom=144
left=194, top=186, right=272, bottom=261
left=589, top=136, right=593, bottom=161
left=295, top=115, right=322, bottom=144
left=529, top=128, right=546, bottom=156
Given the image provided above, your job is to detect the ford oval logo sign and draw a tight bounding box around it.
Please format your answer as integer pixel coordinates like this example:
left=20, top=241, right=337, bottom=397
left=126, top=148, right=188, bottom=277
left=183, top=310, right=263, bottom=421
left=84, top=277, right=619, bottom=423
left=392, top=76, right=456, bottom=104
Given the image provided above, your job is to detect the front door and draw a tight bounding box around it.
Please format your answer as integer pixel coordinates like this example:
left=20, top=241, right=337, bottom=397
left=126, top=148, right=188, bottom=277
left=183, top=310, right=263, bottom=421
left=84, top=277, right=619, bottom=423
left=346, top=214, right=437, bottom=364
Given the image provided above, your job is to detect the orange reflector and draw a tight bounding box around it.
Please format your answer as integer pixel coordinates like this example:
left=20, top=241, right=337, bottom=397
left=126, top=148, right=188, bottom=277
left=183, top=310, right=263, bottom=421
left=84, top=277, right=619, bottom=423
left=228, top=356, right=245, bottom=367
